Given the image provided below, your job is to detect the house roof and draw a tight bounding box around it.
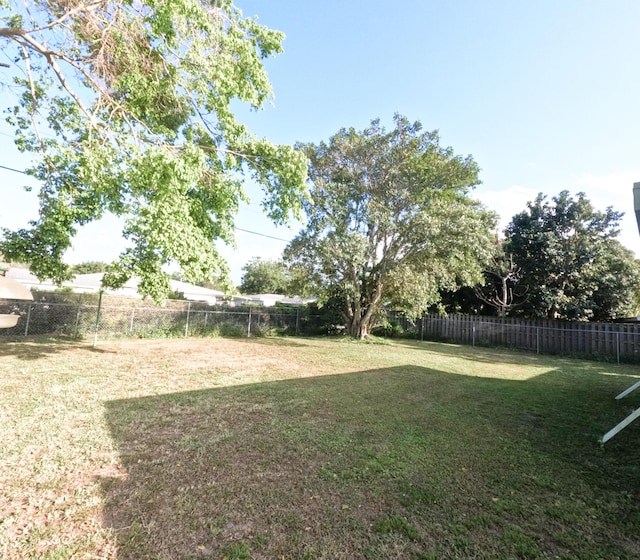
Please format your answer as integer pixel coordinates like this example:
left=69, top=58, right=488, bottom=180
left=169, top=280, right=225, bottom=299
left=6, top=268, right=226, bottom=303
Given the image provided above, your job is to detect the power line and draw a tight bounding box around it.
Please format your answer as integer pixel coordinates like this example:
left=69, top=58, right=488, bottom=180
left=0, top=164, right=27, bottom=175
left=235, top=227, right=290, bottom=242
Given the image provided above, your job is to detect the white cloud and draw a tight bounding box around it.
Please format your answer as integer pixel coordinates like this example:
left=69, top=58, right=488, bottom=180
left=476, top=171, right=640, bottom=256
left=474, top=185, right=540, bottom=231
left=569, top=170, right=640, bottom=256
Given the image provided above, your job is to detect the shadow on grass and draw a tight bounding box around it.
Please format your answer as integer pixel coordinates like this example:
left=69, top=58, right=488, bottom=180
left=393, top=337, right=640, bottom=377
left=0, top=337, right=115, bottom=359
left=101, top=364, right=640, bottom=560
left=238, top=336, right=316, bottom=348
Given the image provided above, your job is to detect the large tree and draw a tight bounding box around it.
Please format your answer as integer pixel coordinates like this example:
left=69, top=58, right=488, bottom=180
left=285, top=115, right=498, bottom=338
left=239, top=257, right=290, bottom=294
left=0, top=0, right=307, bottom=301
left=504, top=190, right=638, bottom=320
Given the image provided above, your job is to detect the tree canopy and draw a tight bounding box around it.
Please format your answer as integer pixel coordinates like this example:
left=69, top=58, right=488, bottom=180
left=285, top=115, right=498, bottom=338
left=504, top=190, right=640, bottom=320
left=239, top=257, right=290, bottom=294
left=69, top=260, right=108, bottom=275
left=0, top=0, right=307, bottom=301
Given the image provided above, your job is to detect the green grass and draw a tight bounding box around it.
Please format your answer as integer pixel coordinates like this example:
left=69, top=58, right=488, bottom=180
left=1, top=336, right=640, bottom=559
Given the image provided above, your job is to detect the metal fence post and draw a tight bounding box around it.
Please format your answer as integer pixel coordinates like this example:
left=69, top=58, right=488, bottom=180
left=93, top=291, right=103, bottom=348
left=129, top=308, right=135, bottom=333
left=74, top=294, right=82, bottom=338
left=536, top=327, right=540, bottom=354
left=247, top=307, right=252, bottom=338
left=24, top=303, right=31, bottom=337
left=617, top=332, right=620, bottom=364
left=472, top=324, right=476, bottom=347
left=421, top=315, right=424, bottom=342
left=184, top=302, right=191, bottom=337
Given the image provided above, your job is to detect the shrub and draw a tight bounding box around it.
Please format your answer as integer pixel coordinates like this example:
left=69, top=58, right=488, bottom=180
left=372, top=320, right=404, bottom=338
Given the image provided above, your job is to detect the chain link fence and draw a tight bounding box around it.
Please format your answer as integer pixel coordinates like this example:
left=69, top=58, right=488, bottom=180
left=0, top=292, right=324, bottom=343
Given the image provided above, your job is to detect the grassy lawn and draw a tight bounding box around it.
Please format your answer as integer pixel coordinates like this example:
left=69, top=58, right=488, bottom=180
left=1, top=336, right=640, bottom=559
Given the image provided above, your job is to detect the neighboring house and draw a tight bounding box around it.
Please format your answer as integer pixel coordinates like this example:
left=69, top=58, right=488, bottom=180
left=6, top=268, right=58, bottom=292
left=247, top=293, right=284, bottom=307
left=71, top=273, right=140, bottom=298
left=246, top=293, right=316, bottom=307
left=7, top=268, right=315, bottom=307
left=281, top=296, right=317, bottom=306
left=6, top=269, right=226, bottom=304
left=227, top=294, right=253, bottom=307
left=169, top=280, right=225, bottom=305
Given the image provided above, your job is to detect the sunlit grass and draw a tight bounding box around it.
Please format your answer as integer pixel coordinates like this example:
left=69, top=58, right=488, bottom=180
left=1, top=336, right=639, bottom=559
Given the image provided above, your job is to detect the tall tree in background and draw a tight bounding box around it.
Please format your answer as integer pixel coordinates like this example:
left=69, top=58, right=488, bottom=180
left=0, top=0, right=307, bottom=301
left=504, top=190, right=637, bottom=320
left=69, top=261, right=108, bottom=275
left=239, top=257, right=291, bottom=294
left=285, top=115, right=497, bottom=338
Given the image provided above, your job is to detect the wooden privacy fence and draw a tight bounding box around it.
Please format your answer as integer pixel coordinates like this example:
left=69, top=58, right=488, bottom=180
left=421, top=314, right=640, bottom=363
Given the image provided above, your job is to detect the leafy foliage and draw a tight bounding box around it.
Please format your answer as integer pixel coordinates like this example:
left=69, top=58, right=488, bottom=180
left=285, top=115, right=498, bottom=338
left=0, top=0, right=307, bottom=301
left=239, top=257, right=291, bottom=294
left=504, top=190, right=640, bottom=320
left=69, top=261, right=108, bottom=275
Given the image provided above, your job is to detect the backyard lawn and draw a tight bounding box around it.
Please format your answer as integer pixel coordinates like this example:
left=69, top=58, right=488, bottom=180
left=1, top=336, right=639, bottom=559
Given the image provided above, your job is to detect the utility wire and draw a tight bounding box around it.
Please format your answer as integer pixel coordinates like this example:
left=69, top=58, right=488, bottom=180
left=236, top=227, right=291, bottom=242
left=0, top=164, right=27, bottom=175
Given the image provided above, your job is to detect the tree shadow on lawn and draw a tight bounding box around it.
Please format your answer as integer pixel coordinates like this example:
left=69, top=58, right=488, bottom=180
left=238, top=336, right=317, bottom=348
left=0, top=337, right=115, bottom=359
left=100, top=364, right=640, bottom=560
left=391, top=338, right=601, bottom=368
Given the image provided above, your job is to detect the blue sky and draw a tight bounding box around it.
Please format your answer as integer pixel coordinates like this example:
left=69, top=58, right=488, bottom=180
left=2, top=0, right=640, bottom=284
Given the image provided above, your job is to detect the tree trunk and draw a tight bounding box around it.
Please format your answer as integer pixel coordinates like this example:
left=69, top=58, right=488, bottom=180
left=347, top=308, right=375, bottom=338
left=348, top=319, right=370, bottom=339
left=346, top=285, right=382, bottom=339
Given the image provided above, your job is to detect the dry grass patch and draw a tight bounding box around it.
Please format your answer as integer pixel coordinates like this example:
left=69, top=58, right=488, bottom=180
left=1, top=337, right=639, bottom=559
